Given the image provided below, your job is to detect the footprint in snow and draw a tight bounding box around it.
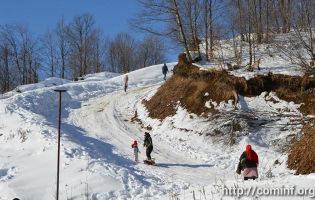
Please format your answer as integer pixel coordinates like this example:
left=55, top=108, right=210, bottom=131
left=0, top=166, right=18, bottom=183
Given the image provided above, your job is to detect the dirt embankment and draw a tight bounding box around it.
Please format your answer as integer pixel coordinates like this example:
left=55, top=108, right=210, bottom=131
left=287, top=120, right=315, bottom=175
left=144, top=53, right=315, bottom=174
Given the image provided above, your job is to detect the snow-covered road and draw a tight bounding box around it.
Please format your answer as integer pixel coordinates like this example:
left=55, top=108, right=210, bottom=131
left=68, top=83, right=225, bottom=199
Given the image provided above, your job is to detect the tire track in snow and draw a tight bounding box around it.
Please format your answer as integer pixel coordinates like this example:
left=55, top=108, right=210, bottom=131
left=68, top=84, right=226, bottom=198
left=68, top=88, right=170, bottom=199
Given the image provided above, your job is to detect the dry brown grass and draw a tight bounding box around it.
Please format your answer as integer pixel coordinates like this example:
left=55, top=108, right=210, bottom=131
left=143, top=76, right=223, bottom=119
left=288, top=119, right=315, bottom=174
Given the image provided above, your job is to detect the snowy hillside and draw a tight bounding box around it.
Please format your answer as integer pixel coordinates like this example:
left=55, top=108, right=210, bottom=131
left=0, top=64, right=177, bottom=199
left=0, top=61, right=314, bottom=200
left=197, top=32, right=307, bottom=80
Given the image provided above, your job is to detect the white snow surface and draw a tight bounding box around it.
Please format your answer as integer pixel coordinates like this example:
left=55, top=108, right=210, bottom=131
left=0, top=62, right=314, bottom=200
left=196, top=32, right=307, bottom=80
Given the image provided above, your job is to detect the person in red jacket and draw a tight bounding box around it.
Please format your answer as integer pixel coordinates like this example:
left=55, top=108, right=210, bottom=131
left=131, top=140, right=140, bottom=162
left=236, top=145, right=259, bottom=180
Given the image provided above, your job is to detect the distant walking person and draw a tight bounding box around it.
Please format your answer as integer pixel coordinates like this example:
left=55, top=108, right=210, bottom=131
left=131, top=140, right=140, bottom=162
left=162, top=63, right=169, bottom=80
left=123, top=74, right=129, bottom=92
left=143, top=132, right=153, bottom=160
left=236, top=145, right=259, bottom=180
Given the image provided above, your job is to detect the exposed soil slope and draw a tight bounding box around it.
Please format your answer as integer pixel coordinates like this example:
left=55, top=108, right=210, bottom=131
left=288, top=120, right=315, bottom=174
left=145, top=53, right=315, bottom=119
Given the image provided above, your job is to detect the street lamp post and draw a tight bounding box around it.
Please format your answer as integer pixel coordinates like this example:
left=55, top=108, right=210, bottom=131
left=54, top=89, right=67, bottom=200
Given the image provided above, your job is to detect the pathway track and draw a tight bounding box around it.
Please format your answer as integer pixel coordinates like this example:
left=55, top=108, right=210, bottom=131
left=68, top=84, right=227, bottom=198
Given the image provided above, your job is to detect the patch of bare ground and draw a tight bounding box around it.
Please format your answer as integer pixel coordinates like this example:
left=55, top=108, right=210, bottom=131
left=131, top=110, right=153, bottom=131
left=287, top=119, right=315, bottom=174
left=143, top=75, right=225, bottom=119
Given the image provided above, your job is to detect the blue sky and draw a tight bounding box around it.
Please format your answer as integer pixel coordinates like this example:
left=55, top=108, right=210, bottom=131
left=0, top=0, right=178, bottom=61
left=0, top=0, right=138, bottom=37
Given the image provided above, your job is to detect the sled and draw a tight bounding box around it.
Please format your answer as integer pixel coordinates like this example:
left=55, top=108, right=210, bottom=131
left=144, top=159, right=156, bottom=166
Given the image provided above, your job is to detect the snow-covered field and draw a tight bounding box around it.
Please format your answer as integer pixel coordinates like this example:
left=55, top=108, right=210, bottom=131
left=0, top=62, right=314, bottom=200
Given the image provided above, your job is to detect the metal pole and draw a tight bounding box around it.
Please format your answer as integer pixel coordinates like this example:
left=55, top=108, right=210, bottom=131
left=54, top=89, right=67, bottom=200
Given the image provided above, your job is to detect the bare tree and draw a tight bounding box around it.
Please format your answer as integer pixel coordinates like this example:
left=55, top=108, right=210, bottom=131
left=1, top=24, right=23, bottom=84
left=90, top=28, right=107, bottom=73
left=293, top=0, right=315, bottom=61
left=276, top=0, right=315, bottom=75
left=40, top=29, right=57, bottom=77
left=202, top=0, right=226, bottom=61
left=246, top=0, right=254, bottom=66
left=107, top=32, right=138, bottom=73
left=182, top=0, right=202, bottom=59
left=228, top=10, right=243, bottom=64
left=67, top=13, right=95, bottom=77
left=278, top=0, right=292, bottom=33
left=253, top=0, right=263, bottom=43
left=0, top=34, right=13, bottom=93
left=0, top=24, right=40, bottom=87
left=17, top=24, right=39, bottom=84
left=131, top=0, right=193, bottom=62
left=137, top=35, right=166, bottom=67
left=55, top=16, right=70, bottom=79
left=265, top=0, right=271, bottom=43
left=231, top=0, right=246, bottom=41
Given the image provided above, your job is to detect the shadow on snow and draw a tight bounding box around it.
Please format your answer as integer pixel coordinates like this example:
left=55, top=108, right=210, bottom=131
left=61, top=122, right=152, bottom=187
left=157, top=163, right=214, bottom=168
